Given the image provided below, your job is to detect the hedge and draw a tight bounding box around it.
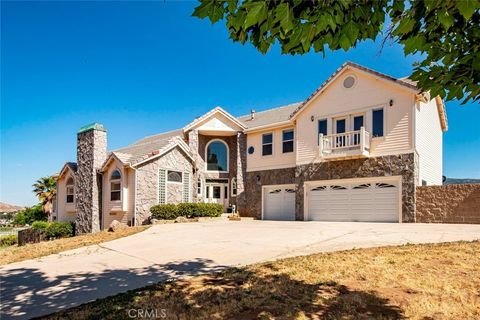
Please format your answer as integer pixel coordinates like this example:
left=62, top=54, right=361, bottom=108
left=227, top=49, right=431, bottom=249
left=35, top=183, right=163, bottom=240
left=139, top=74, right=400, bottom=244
left=0, top=234, right=18, bottom=247
left=150, top=203, right=223, bottom=220
left=29, top=221, right=74, bottom=240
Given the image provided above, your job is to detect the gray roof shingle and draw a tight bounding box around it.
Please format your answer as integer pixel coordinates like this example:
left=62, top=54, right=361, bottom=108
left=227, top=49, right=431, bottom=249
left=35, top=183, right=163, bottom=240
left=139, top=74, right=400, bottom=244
left=112, top=129, right=184, bottom=164
left=237, top=102, right=301, bottom=129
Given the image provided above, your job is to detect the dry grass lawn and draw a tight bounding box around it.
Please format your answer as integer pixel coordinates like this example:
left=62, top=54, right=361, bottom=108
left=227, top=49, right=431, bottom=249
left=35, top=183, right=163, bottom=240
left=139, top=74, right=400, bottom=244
left=41, top=241, right=480, bottom=320
left=0, top=226, right=149, bottom=266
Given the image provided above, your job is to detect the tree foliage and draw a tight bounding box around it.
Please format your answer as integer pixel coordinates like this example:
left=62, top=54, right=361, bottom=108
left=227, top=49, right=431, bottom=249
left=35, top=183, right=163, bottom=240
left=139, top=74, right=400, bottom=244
left=193, top=0, right=480, bottom=104
left=32, top=176, right=57, bottom=216
left=13, top=204, right=46, bottom=226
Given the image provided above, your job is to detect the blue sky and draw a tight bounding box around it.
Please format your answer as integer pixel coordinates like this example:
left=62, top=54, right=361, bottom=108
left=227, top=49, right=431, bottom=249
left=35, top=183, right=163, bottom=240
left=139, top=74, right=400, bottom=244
left=1, top=1, right=479, bottom=206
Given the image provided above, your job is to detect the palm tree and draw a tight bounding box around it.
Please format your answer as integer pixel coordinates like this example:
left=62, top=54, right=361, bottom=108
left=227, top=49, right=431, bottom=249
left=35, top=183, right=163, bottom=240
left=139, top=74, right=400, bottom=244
left=32, top=176, right=57, bottom=217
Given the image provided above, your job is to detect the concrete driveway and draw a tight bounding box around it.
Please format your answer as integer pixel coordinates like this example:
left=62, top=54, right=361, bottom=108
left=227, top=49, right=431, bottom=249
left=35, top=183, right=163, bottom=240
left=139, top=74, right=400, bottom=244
left=1, top=220, right=479, bottom=319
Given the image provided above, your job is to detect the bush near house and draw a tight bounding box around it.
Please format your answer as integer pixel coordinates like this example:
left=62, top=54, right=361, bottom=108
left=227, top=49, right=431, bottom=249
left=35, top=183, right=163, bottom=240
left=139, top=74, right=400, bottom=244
left=13, top=205, right=46, bottom=226
left=0, top=234, right=18, bottom=247
left=150, top=203, right=223, bottom=220
left=30, top=221, right=74, bottom=239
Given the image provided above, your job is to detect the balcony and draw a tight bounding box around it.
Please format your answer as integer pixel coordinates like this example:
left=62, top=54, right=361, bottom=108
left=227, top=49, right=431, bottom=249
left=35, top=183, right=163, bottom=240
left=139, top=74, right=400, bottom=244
left=319, top=127, right=371, bottom=160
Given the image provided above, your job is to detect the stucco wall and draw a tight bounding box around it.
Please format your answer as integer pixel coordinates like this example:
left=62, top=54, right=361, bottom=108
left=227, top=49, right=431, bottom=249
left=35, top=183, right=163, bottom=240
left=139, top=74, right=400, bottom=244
left=246, top=125, right=296, bottom=172
left=56, top=169, right=77, bottom=222
left=416, top=184, right=480, bottom=224
left=135, top=147, right=193, bottom=224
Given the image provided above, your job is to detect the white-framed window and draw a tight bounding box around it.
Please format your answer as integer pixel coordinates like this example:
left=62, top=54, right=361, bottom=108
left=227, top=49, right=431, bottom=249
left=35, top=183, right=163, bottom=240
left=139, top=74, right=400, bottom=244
left=66, top=177, right=74, bottom=203
left=110, top=169, right=121, bottom=201
left=282, top=129, right=294, bottom=153
left=167, top=170, right=183, bottom=183
left=372, top=108, right=384, bottom=137
left=206, top=139, right=229, bottom=172
left=197, top=177, right=203, bottom=196
left=262, top=133, right=273, bottom=156
left=231, top=178, right=237, bottom=197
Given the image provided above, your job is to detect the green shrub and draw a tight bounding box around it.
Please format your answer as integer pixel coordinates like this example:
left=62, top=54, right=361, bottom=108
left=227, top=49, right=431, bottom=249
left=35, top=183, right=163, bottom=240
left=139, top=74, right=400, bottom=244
left=45, top=222, right=73, bottom=239
left=0, top=234, right=18, bottom=247
left=189, top=203, right=223, bottom=218
left=31, top=221, right=49, bottom=232
left=150, top=203, right=223, bottom=220
left=13, top=205, right=46, bottom=226
left=150, top=204, right=179, bottom=220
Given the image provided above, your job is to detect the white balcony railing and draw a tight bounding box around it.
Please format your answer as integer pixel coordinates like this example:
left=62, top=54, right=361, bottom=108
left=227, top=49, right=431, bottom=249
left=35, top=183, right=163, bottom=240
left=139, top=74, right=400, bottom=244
left=319, top=127, right=370, bottom=158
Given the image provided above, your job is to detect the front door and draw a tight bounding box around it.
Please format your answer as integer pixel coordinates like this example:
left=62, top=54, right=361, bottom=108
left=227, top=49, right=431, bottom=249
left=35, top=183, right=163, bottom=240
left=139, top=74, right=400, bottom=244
left=205, top=183, right=228, bottom=211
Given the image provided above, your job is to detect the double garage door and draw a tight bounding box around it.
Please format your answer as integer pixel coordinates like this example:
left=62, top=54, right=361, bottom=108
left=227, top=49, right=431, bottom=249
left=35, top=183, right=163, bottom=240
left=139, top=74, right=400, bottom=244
left=263, top=177, right=400, bottom=222
left=306, top=177, right=400, bottom=222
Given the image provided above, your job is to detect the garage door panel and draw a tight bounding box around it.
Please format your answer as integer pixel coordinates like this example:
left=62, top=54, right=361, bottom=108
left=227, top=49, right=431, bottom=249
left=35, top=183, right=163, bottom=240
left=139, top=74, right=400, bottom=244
left=307, top=178, right=399, bottom=222
left=264, top=186, right=296, bottom=221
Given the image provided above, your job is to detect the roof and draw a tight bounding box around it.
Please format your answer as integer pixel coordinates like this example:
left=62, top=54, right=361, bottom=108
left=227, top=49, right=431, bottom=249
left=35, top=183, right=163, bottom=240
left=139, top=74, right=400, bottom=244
left=238, top=102, right=301, bottom=130
left=58, top=162, right=77, bottom=178
left=112, top=129, right=185, bottom=164
left=78, top=123, right=106, bottom=134
left=290, top=61, right=420, bottom=119
left=183, top=106, right=247, bottom=132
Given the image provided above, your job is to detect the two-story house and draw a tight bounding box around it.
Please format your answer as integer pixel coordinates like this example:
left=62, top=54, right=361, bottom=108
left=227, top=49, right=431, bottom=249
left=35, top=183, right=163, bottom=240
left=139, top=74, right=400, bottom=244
left=53, top=62, right=447, bottom=233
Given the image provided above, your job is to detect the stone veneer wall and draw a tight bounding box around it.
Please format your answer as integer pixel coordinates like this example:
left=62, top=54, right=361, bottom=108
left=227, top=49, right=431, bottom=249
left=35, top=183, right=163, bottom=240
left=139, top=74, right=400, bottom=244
left=135, top=147, right=193, bottom=224
left=416, top=184, right=480, bottom=224
left=243, top=153, right=417, bottom=221
left=242, top=167, right=296, bottom=218
left=296, top=153, right=417, bottom=222
left=75, top=128, right=107, bottom=233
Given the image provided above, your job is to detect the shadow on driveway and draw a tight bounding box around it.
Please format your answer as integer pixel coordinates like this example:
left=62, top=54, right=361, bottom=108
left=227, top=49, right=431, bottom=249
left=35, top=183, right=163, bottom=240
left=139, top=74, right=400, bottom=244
left=0, top=258, right=228, bottom=319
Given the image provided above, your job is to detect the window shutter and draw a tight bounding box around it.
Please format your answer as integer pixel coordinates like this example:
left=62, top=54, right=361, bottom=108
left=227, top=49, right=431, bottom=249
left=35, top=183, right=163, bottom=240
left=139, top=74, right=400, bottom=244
left=183, top=172, right=190, bottom=203
left=158, top=169, right=166, bottom=204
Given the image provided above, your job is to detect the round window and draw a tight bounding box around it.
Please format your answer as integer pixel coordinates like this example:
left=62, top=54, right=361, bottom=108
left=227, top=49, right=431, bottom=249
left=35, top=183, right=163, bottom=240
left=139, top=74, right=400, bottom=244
left=343, top=76, right=356, bottom=88
left=248, top=146, right=255, bottom=154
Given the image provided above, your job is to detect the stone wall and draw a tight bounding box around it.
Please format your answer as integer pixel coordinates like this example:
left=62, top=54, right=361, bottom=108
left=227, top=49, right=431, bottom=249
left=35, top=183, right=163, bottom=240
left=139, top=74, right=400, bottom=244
left=242, top=167, right=296, bottom=218
left=416, top=184, right=480, bottom=224
left=135, top=147, right=193, bottom=224
left=75, top=127, right=107, bottom=233
left=296, top=153, right=417, bottom=222
left=242, top=153, right=417, bottom=221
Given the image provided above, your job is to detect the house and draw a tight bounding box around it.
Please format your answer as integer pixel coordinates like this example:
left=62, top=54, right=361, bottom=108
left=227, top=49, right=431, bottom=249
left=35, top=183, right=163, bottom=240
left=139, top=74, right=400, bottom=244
left=52, top=62, right=448, bottom=233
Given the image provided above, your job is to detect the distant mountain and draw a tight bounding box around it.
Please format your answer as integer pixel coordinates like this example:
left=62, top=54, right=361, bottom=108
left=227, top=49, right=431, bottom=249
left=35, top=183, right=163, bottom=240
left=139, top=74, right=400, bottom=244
left=445, top=178, right=480, bottom=185
left=0, top=202, right=24, bottom=213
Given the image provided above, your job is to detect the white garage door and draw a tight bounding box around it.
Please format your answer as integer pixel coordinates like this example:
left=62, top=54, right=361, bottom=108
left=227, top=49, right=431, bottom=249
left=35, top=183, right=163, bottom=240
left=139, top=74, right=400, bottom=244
left=307, top=178, right=400, bottom=222
left=263, top=186, right=296, bottom=221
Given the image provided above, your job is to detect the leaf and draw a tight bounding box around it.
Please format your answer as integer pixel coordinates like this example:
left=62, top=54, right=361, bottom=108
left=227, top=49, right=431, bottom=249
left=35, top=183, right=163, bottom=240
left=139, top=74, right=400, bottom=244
left=192, top=1, right=213, bottom=19
left=209, top=3, right=225, bottom=24
left=456, top=0, right=479, bottom=20
left=275, top=3, right=294, bottom=33
left=343, top=21, right=359, bottom=44
left=437, top=10, right=454, bottom=29
left=339, top=33, right=350, bottom=51
left=244, top=2, right=267, bottom=29
left=393, top=17, right=415, bottom=35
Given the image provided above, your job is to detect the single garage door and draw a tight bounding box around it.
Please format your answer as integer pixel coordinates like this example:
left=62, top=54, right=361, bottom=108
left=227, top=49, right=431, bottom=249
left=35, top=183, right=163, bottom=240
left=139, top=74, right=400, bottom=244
left=263, top=185, right=296, bottom=220
left=307, top=178, right=400, bottom=222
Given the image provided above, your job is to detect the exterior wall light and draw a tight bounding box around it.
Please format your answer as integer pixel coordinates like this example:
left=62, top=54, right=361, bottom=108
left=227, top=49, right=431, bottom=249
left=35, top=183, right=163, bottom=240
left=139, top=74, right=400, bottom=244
left=389, top=99, right=394, bottom=106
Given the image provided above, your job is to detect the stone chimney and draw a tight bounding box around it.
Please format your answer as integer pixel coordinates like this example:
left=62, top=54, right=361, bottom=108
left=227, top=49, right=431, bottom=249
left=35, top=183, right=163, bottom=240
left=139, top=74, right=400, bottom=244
left=75, top=123, right=107, bottom=233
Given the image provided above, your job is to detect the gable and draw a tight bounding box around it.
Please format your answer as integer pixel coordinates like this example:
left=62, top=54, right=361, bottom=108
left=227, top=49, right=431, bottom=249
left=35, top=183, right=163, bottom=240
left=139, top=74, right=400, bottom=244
left=184, top=107, right=246, bottom=136
left=296, top=68, right=415, bottom=120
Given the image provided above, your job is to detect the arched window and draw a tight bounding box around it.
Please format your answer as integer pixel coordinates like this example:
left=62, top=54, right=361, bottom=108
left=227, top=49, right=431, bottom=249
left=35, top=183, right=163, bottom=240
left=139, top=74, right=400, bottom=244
left=110, top=169, right=121, bottom=201
left=206, top=140, right=228, bottom=172
left=231, top=178, right=237, bottom=197
left=66, top=177, right=74, bottom=203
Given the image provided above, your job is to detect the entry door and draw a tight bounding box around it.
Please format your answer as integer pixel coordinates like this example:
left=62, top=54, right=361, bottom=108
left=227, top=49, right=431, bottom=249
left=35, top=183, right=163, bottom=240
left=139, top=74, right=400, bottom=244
left=206, top=183, right=228, bottom=211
